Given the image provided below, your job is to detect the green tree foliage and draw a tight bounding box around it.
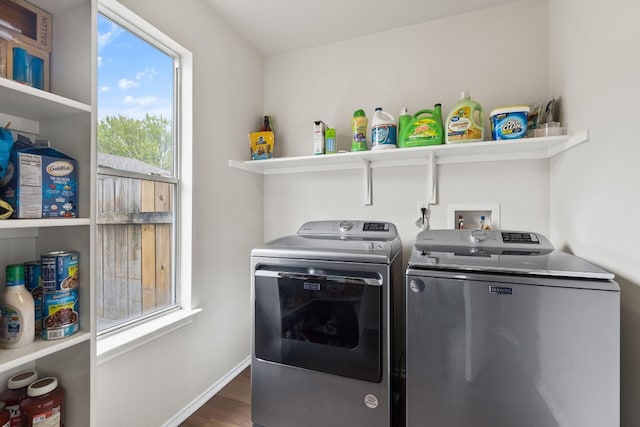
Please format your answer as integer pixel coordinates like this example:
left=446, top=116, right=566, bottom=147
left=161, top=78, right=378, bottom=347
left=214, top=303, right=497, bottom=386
left=98, top=114, right=172, bottom=170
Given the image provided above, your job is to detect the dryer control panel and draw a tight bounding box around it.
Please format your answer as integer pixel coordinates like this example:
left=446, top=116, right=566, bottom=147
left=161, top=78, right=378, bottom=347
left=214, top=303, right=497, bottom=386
left=297, top=220, right=398, bottom=239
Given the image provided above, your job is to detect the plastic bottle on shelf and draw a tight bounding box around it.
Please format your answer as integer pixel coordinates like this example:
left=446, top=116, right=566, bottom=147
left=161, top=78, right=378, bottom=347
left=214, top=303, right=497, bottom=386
left=351, top=109, right=368, bottom=151
left=457, top=215, right=464, bottom=230
left=398, top=107, right=411, bottom=144
left=370, top=107, right=397, bottom=150
left=0, top=264, right=35, bottom=349
left=480, top=215, right=492, bottom=230
left=445, top=90, right=484, bottom=143
left=325, top=128, right=337, bottom=154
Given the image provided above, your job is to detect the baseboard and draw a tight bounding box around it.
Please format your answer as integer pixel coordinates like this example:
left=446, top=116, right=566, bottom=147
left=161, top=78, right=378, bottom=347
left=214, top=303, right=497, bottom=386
left=162, top=355, right=251, bottom=427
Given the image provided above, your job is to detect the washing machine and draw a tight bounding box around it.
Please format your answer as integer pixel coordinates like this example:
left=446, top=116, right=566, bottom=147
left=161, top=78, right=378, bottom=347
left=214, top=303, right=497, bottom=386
left=251, top=220, right=403, bottom=427
left=405, top=229, right=620, bottom=427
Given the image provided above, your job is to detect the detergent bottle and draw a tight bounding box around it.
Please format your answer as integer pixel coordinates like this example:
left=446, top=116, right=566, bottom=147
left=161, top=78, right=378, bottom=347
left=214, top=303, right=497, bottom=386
left=351, top=109, right=368, bottom=151
left=370, top=107, right=397, bottom=150
left=398, top=104, right=444, bottom=147
left=398, top=107, right=411, bottom=142
left=445, top=90, right=485, bottom=143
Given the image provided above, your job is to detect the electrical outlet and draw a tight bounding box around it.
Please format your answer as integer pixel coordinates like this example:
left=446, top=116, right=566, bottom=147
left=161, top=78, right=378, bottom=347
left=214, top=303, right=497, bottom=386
left=417, top=200, right=429, bottom=211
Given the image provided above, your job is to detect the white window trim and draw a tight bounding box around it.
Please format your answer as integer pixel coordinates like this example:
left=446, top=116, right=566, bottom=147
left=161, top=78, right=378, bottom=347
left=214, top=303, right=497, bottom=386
left=96, top=0, right=195, bottom=362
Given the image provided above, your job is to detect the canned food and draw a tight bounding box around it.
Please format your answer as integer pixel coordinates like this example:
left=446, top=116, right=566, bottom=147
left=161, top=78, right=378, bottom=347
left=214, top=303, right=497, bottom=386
left=41, top=251, right=78, bottom=292
left=24, top=261, right=43, bottom=336
left=42, top=290, right=79, bottom=340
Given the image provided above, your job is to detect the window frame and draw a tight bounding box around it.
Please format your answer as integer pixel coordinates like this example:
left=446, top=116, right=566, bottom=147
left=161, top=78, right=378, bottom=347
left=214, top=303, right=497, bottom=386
left=96, top=0, right=197, bottom=362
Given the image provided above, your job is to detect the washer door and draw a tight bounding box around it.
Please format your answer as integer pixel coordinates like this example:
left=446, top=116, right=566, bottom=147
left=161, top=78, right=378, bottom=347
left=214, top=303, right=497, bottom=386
left=255, top=266, right=383, bottom=382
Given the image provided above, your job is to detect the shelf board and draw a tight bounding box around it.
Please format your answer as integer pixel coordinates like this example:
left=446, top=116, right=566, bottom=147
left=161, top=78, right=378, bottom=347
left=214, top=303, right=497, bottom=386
left=0, top=330, right=92, bottom=372
left=0, top=78, right=92, bottom=122
left=229, top=130, right=589, bottom=175
left=0, top=218, right=91, bottom=230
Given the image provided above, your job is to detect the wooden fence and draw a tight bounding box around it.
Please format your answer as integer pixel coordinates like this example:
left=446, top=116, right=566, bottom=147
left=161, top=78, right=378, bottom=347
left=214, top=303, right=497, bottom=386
left=96, top=174, right=174, bottom=330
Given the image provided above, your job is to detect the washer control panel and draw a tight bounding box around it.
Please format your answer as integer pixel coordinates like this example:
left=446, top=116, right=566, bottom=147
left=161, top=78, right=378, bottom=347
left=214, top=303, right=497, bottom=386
left=298, top=220, right=397, bottom=238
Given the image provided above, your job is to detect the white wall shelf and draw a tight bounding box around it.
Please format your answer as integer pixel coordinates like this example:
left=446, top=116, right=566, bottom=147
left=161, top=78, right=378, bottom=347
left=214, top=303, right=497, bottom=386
left=0, top=331, right=91, bottom=372
left=0, top=78, right=91, bottom=122
left=229, top=130, right=589, bottom=205
left=0, top=218, right=91, bottom=230
left=229, top=130, right=589, bottom=174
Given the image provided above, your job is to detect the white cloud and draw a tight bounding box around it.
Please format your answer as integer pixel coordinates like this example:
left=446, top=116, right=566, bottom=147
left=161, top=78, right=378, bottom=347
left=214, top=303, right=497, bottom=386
left=118, top=78, right=139, bottom=90
left=123, top=96, right=157, bottom=107
left=100, top=86, right=111, bottom=92
left=98, top=56, right=103, bottom=67
left=136, top=67, right=157, bottom=81
left=98, top=22, right=124, bottom=51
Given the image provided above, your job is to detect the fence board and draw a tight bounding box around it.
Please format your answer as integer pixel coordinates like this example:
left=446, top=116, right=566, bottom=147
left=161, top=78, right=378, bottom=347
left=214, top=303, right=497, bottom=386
left=155, top=182, right=172, bottom=307
left=141, top=180, right=157, bottom=312
left=96, top=176, right=104, bottom=318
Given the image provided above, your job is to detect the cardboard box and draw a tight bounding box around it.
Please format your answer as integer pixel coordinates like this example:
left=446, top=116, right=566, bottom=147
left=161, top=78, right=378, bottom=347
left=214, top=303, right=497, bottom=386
left=0, top=0, right=52, bottom=53
left=2, top=38, right=49, bottom=90
left=1, top=146, right=77, bottom=218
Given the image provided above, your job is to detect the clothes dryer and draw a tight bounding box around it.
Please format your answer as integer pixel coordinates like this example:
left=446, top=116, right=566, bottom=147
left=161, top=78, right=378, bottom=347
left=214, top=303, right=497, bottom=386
left=251, top=220, right=403, bottom=427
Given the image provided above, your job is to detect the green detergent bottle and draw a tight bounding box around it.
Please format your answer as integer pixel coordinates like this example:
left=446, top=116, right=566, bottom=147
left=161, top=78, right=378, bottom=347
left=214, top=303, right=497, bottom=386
left=398, top=104, right=444, bottom=147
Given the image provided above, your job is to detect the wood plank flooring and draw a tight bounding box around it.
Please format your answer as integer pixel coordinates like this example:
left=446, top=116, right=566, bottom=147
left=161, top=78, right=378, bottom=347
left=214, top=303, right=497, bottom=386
left=180, top=367, right=252, bottom=427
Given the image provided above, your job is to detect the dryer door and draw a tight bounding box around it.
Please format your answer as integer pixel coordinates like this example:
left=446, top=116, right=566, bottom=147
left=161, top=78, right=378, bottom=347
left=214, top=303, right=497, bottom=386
left=255, top=266, right=383, bottom=382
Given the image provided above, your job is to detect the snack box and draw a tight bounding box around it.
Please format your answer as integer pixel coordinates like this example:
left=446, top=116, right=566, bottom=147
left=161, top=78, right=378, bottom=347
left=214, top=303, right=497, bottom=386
left=1, top=146, right=77, bottom=218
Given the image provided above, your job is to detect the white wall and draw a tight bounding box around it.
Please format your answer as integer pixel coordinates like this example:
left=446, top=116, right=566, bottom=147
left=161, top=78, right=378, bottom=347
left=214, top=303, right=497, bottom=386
left=548, top=0, right=640, bottom=424
left=263, top=0, right=551, bottom=259
left=95, top=0, right=264, bottom=425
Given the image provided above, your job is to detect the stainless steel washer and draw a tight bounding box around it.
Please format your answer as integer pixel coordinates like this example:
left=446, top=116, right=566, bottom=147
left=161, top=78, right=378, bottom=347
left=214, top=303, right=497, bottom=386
left=251, top=220, right=403, bottom=427
left=405, top=229, right=620, bottom=427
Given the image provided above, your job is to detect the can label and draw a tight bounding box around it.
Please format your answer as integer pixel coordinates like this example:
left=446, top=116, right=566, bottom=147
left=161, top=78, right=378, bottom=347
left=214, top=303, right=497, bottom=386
left=41, top=251, right=78, bottom=292
left=24, top=261, right=43, bottom=336
left=42, top=289, right=79, bottom=340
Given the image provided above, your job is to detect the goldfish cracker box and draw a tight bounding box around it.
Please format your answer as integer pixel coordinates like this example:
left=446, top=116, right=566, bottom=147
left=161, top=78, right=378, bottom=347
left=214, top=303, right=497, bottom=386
left=1, top=146, right=77, bottom=218
left=249, top=131, right=274, bottom=160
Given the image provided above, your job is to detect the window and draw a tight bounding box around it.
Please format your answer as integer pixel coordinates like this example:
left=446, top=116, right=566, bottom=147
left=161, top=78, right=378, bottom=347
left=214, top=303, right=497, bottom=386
left=96, top=1, right=193, bottom=338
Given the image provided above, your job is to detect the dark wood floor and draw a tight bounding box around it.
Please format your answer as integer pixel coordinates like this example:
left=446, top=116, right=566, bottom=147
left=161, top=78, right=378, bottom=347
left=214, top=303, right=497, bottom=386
left=180, top=367, right=252, bottom=427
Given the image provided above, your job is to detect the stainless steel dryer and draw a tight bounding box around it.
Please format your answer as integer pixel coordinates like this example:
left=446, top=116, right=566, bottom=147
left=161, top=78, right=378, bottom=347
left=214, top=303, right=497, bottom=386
left=251, top=220, right=403, bottom=427
left=405, top=229, right=620, bottom=427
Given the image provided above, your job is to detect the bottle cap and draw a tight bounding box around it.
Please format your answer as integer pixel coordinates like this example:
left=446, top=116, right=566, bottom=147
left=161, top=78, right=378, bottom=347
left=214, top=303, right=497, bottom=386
left=400, top=107, right=408, bottom=115
left=375, top=107, right=382, bottom=111
left=353, top=109, right=365, bottom=117
left=5, top=264, right=25, bottom=287
left=460, top=90, right=470, bottom=100
left=27, top=377, right=58, bottom=397
left=8, top=371, right=39, bottom=389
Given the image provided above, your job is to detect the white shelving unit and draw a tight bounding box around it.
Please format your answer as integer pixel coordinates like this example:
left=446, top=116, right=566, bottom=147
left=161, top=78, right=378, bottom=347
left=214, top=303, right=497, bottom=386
left=229, top=130, right=590, bottom=205
left=0, top=0, right=95, bottom=426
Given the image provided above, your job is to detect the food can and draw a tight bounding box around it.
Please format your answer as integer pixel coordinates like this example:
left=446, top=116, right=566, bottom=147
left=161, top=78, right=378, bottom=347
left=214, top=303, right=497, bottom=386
left=24, top=261, right=44, bottom=336
left=42, top=289, right=79, bottom=340
left=41, top=251, right=79, bottom=292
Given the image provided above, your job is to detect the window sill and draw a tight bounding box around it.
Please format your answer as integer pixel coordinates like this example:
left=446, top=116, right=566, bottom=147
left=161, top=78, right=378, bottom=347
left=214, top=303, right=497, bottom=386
left=97, top=308, right=203, bottom=365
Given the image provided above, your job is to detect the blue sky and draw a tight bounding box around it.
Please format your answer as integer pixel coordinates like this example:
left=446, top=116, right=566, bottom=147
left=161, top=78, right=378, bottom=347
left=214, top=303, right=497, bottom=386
left=97, top=14, right=174, bottom=122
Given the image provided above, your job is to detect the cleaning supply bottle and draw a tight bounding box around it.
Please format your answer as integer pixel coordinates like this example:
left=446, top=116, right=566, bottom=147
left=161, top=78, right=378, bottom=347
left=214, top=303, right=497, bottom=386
left=398, top=104, right=444, bottom=147
left=370, top=107, right=397, bottom=150
left=446, top=90, right=485, bottom=143
left=351, top=109, right=368, bottom=151
left=398, top=107, right=411, bottom=144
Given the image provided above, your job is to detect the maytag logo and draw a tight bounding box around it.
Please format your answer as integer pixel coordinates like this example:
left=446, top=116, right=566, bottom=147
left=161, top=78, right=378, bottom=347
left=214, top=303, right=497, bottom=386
left=489, top=286, right=513, bottom=295
left=47, top=161, right=74, bottom=177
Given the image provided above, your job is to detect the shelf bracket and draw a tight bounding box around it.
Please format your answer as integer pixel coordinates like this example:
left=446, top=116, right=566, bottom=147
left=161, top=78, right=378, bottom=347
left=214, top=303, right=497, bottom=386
left=362, top=158, right=372, bottom=206
left=426, top=152, right=437, bottom=205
